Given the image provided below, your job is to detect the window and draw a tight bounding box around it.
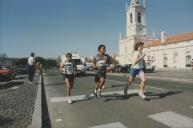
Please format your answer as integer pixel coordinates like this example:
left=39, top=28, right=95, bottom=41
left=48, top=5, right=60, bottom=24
left=163, top=53, right=167, bottom=67
left=130, top=13, right=133, bottom=23
left=173, top=52, right=178, bottom=64
left=138, top=12, right=141, bottom=23
left=185, top=51, right=191, bottom=67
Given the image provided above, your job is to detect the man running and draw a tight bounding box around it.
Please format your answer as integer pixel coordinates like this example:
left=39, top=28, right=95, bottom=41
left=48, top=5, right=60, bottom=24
left=93, top=44, right=110, bottom=98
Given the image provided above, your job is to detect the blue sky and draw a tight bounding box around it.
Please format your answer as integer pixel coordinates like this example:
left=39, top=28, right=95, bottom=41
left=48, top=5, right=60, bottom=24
left=1, top=0, right=193, bottom=58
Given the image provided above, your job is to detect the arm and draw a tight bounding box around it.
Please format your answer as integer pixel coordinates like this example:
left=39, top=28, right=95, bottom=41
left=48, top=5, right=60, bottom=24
left=133, top=53, right=145, bottom=65
left=92, top=58, right=97, bottom=69
left=59, top=63, right=64, bottom=73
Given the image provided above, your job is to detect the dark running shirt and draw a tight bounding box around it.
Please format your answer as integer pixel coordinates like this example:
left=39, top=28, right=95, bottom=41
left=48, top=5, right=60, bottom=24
left=94, top=54, right=110, bottom=72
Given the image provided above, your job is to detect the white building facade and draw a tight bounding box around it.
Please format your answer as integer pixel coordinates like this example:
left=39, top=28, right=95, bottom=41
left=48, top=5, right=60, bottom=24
left=119, top=0, right=152, bottom=65
left=118, top=0, right=193, bottom=69
left=144, top=32, right=193, bottom=69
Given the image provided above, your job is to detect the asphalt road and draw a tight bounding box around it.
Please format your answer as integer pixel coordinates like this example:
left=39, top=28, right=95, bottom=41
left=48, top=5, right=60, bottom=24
left=43, top=69, right=193, bottom=128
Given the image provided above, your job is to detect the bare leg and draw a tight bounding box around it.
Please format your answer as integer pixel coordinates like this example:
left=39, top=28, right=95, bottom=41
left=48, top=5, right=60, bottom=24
left=99, top=77, right=105, bottom=90
left=138, top=71, right=147, bottom=99
left=69, top=80, right=74, bottom=89
left=124, top=76, right=134, bottom=95
left=139, top=71, right=146, bottom=92
left=65, top=79, right=71, bottom=97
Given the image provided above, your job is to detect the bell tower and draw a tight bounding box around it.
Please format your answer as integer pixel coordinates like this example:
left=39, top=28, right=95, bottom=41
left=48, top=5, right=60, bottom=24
left=126, top=0, right=147, bottom=37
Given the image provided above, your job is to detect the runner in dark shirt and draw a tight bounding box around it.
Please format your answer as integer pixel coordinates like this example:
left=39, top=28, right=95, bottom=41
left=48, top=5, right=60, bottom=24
left=93, top=44, right=110, bottom=98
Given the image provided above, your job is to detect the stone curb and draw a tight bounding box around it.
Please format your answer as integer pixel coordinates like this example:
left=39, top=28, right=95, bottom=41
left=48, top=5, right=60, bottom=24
left=28, top=75, right=42, bottom=128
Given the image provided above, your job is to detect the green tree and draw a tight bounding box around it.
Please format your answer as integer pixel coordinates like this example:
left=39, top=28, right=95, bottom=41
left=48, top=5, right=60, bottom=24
left=14, top=58, right=28, bottom=66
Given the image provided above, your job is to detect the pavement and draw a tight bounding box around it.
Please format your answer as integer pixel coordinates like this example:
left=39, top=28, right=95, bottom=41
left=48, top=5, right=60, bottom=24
left=0, top=75, right=39, bottom=128
left=2, top=69, right=191, bottom=128
left=42, top=69, right=193, bottom=128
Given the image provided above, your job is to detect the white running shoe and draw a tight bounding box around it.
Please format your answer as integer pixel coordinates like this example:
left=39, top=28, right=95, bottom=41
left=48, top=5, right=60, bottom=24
left=93, top=90, right=98, bottom=98
left=138, top=91, right=146, bottom=99
left=67, top=97, right=72, bottom=104
left=97, top=90, right=101, bottom=98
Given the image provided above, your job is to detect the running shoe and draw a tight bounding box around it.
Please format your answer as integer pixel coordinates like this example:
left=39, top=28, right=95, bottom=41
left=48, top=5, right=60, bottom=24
left=68, top=97, right=72, bottom=104
left=138, top=91, right=146, bottom=99
left=93, top=90, right=98, bottom=98
left=97, top=90, right=102, bottom=98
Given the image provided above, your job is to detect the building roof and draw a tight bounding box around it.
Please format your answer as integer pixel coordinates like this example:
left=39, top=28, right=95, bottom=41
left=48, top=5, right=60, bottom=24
left=144, top=32, right=193, bottom=48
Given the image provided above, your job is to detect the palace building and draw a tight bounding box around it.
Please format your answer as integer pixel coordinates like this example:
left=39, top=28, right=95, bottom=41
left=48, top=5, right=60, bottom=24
left=118, top=0, right=193, bottom=69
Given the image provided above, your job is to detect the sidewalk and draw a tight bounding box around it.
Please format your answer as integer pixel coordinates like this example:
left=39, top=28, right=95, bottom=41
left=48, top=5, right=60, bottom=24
left=0, top=75, right=39, bottom=128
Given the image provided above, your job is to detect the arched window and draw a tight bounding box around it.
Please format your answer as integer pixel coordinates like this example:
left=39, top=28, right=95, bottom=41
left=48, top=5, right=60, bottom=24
left=138, top=12, right=141, bottom=23
left=130, top=13, right=133, bottom=23
left=185, top=50, right=191, bottom=67
left=163, top=53, right=168, bottom=67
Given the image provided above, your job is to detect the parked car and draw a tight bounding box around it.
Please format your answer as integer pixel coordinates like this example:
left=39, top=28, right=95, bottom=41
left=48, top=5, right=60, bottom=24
left=15, top=65, right=28, bottom=75
left=0, top=65, right=16, bottom=81
left=144, top=63, right=155, bottom=73
left=85, top=62, right=94, bottom=71
left=119, top=64, right=132, bottom=73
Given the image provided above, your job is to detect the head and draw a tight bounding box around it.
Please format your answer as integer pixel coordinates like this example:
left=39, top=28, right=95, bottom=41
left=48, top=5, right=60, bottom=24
left=98, top=44, right=106, bottom=54
left=30, top=52, right=35, bottom=57
left=65, top=53, right=72, bottom=62
left=134, top=42, right=144, bottom=51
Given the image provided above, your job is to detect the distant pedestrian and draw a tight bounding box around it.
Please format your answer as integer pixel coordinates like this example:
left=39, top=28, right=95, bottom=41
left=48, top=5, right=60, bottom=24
left=124, top=42, right=147, bottom=99
left=93, top=44, right=110, bottom=98
left=27, top=52, right=35, bottom=83
left=36, top=62, right=43, bottom=76
left=60, top=53, right=76, bottom=104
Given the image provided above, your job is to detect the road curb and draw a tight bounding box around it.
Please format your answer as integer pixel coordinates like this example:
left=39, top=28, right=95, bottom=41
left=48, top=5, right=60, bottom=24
left=28, top=76, right=42, bottom=128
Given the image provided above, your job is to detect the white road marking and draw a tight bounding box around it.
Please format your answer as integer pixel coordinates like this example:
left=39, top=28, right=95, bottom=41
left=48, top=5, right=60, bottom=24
left=56, top=118, right=63, bottom=122
left=50, top=95, right=89, bottom=102
left=190, top=106, right=193, bottom=109
left=107, top=79, right=165, bottom=91
left=146, top=86, right=165, bottom=91
left=9, top=86, right=19, bottom=90
left=88, top=122, right=127, bottom=128
left=50, top=89, right=139, bottom=103
left=148, top=111, right=193, bottom=128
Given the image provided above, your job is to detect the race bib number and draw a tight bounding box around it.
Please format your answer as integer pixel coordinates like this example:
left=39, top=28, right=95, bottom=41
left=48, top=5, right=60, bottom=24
left=64, top=63, right=73, bottom=74
left=98, top=60, right=106, bottom=67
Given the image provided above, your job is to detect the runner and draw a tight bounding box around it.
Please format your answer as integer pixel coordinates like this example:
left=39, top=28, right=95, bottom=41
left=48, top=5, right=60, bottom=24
left=93, top=44, right=110, bottom=98
left=36, top=62, right=43, bottom=76
left=60, top=53, right=76, bottom=104
left=124, top=42, right=147, bottom=99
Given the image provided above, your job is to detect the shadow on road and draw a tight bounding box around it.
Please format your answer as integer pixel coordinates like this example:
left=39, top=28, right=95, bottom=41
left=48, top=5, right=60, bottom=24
left=145, top=91, right=183, bottom=101
left=44, top=82, right=64, bottom=86
left=0, top=115, right=13, bottom=127
left=111, top=84, right=125, bottom=88
left=0, top=81, right=24, bottom=90
left=103, top=91, right=183, bottom=102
